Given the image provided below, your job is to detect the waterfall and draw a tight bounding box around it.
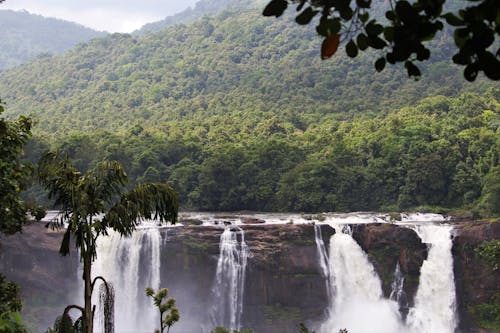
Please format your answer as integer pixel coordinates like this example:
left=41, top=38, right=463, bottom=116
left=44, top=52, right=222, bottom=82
left=390, top=263, right=408, bottom=317
left=317, top=223, right=457, bottom=333
left=314, top=224, right=332, bottom=301
left=406, top=224, right=457, bottom=333
left=210, top=227, right=249, bottom=331
left=94, top=227, right=162, bottom=333
left=320, top=224, right=403, bottom=333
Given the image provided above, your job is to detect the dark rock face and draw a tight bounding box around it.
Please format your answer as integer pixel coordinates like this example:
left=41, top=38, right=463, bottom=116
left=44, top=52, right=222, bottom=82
left=241, top=224, right=334, bottom=333
left=0, top=223, right=80, bottom=331
left=452, top=221, right=500, bottom=333
left=158, top=224, right=334, bottom=333
left=351, top=223, right=428, bottom=318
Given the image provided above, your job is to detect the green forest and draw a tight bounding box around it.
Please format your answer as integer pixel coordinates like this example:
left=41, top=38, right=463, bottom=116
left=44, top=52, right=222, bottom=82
left=0, top=7, right=498, bottom=215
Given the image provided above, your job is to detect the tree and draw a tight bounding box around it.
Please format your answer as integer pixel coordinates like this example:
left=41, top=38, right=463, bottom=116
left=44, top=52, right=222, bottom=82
left=0, top=99, right=32, bottom=235
left=37, top=151, right=179, bottom=333
left=145, top=287, right=180, bottom=333
left=0, top=274, right=24, bottom=333
left=263, top=0, right=499, bottom=81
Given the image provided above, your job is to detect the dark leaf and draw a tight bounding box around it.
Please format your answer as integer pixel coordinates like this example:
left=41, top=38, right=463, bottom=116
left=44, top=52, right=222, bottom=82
left=346, top=40, right=358, bottom=57
left=442, top=13, right=464, bottom=26
left=59, top=227, right=72, bottom=256
left=405, top=61, right=421, bottom=77
left=479, top=51, right=500, bottom=80
left=296, top=0, right=306, bottom=11
left=359, top=12, right=369, bottom=22
left=366, top=22, right=383, bottom=36
left=296, top=7, right=318, bottom=25
left=356, top=0, right=371, bottom=9
left=357, top=33, right=368, bottom=50
left=385, top=10, right=396, bottom=21
left=383, top=27, right=394, bottom=42
left=263, top=0, right=288, bottom=17
left=316, top=17, right=341, bottom=36
left=464, top=63, right=479, bottom=81
left=375, top=57, right=386, bottom=71
left=367, top=36, right=387, bottom=49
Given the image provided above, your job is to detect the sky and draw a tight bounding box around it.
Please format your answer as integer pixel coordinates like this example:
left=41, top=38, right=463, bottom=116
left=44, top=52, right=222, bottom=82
left=1, top=0, right=200, bottom=33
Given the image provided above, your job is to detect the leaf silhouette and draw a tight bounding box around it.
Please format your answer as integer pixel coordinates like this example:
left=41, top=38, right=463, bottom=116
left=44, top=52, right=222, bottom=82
left=321, top=34, right=340, bottom=59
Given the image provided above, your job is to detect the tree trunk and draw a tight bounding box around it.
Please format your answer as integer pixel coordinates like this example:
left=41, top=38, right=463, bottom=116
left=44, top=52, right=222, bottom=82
left=84, top=251, right=94, bottom=333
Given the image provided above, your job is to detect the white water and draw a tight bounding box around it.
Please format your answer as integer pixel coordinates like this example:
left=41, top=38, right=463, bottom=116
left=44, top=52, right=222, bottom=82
left=406, top=225, right=457, bottom=333
left=81, top=212, right=456, bottom=333
left=390, top=263, right=407, bottom=306
left=210, top=227, right=249, bottom=331
left=319, top=223, right=457, bottom=333
left=314, top=224, right=332, bottom=301
left=320, top=225, right=403, bottom=333
left=94, top=227, right=162, bottom=333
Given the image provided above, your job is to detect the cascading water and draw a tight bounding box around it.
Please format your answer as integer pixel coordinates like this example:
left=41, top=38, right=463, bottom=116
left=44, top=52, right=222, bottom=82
left=318, top=222, right=458, bottom=333
left=314, top=224, right=332, bottom=300
left=406, top=224, right=457, bottom=333
left=390, top=263, right=408, bottom=316
left=93, top=227, right=162, bottom=333
left=210, top=226, right=249, bottom=331
left=320, top=224, right=403, bottom=333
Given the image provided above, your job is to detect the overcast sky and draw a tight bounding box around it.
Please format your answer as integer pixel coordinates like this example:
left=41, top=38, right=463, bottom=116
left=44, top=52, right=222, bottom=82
left=1, top=0, right=200, bottom=32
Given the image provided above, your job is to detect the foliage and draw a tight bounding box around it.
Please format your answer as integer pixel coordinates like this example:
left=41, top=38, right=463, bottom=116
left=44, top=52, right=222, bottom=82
left=38, top=152, right=178, bottom=333
left=0, top=6, right=489, bottom=136
left=0, top=274, right=22, bottom=314
left=469, top=294, right=500, bottom=331
left=0, top=274, right=24, bottom=333
left=478, top=166, right=500, bottom=216
left=263, top=0, right=499, bottom=80
left=475, top=240, right=500, bottom=271
left=145, top=287, right=179, bottom=333
left=298, top=323, right=315, bottom=333
left=297, top=323, right=348, bottom=333
left=0, top=5, right=497, bottom=214
left=17, top=88, right=499, bottom=215
left=0, top=99, right=32, bottom=235
left=0, top=312, right=24, bottom=333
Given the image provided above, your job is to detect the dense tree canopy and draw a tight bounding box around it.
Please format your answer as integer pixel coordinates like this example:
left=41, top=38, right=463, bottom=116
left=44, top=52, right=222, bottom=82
left=0, top=3, right=497, bottom=215
left=263, top=0, right=500, bottom=81
left=0, top=99, right=32, bottom=235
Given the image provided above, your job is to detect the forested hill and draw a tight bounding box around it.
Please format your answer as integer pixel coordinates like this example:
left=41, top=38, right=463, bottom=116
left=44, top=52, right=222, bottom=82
left=0, top=10, right=106, bottom=69
left=0, top=6, right=498, bottom=214
left=0, top=7, right=488, bottom=134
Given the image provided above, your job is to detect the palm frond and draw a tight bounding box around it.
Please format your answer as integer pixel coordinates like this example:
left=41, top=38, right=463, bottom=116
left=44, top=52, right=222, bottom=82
left=59, top=227, right=72, bottom=256
left=102, top=183, right=178, bottom=235
left=84, top=161, right=128, bottom=208
left=38, top=150, right=80, bottom=210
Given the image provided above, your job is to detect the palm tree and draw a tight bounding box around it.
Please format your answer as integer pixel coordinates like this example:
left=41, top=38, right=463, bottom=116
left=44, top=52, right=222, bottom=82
left=38, top=151, right=179, bottom=333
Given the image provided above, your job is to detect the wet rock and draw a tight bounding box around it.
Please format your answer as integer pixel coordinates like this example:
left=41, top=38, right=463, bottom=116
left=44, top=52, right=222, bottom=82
left=179, top=218, right=203, bottom=226
left=241, top=217, right=266, bottom=224
left=452, top=221, right=500, bottom=333
left=351, top=223, right=428, bottom=317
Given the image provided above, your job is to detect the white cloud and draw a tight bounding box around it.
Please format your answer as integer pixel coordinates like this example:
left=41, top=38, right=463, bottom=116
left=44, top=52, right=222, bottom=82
left=1, top=0, right=199, bottom=32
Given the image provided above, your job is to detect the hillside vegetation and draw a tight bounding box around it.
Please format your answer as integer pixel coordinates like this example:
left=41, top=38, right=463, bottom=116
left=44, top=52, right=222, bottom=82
left=0, top=7, right=497, bottom=213
left=0, top=10, right=106, bottom=69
